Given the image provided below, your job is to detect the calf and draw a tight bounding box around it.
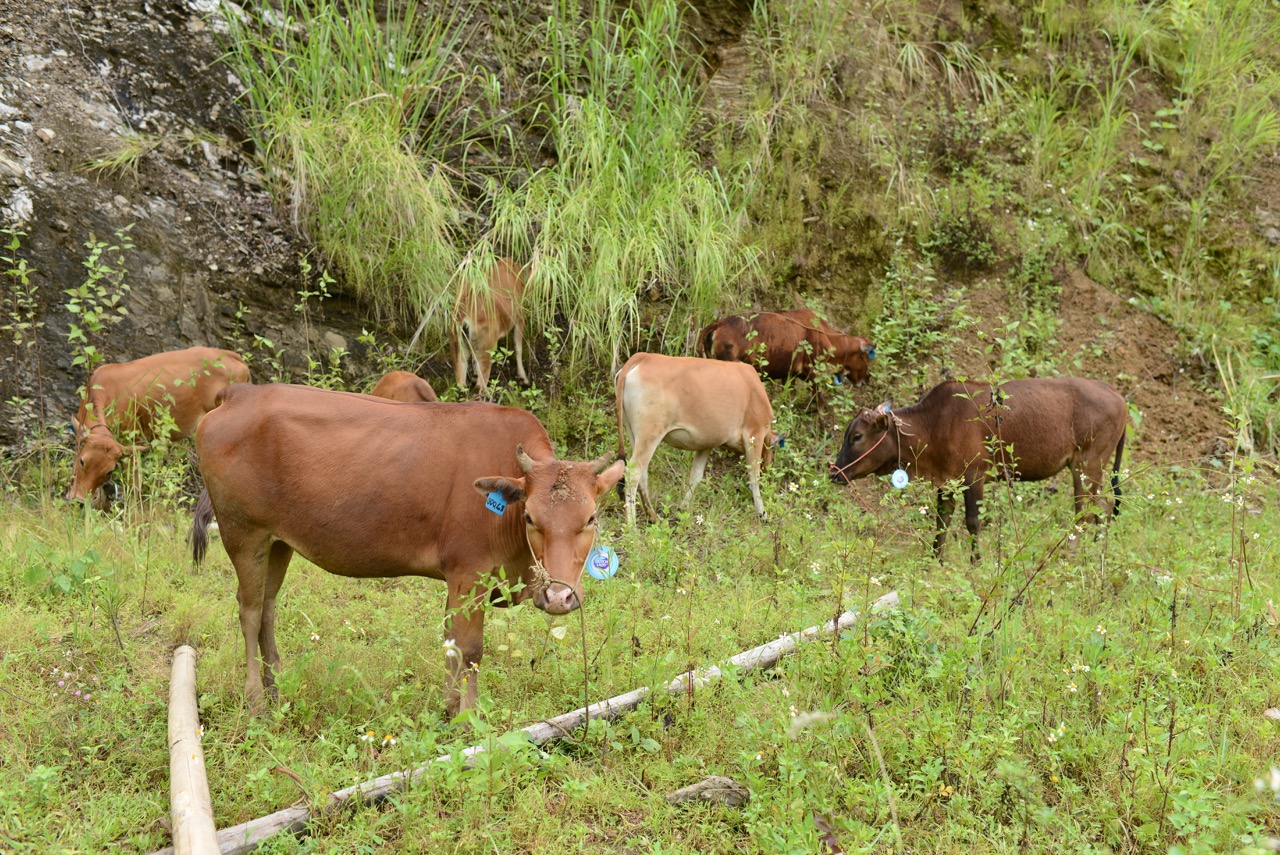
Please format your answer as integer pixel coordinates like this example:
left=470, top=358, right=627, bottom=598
left=369, top=370, right=439, bottom=402
left=830, top=378, right=1127, bottom=559
left=697, top=309, right=874, bottom=385
left=451, top=257, right=528, bottom=394
left=190, top=384, right=623, bottom=717
left=615, top=353, right=777, bottom=524
left=68, top=346, right=249, bottom=508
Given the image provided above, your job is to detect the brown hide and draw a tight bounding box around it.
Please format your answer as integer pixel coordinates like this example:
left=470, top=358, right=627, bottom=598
left=615, top=353, right=776, bottom=524
left=191, top=383, right=623, bottom=717
left=67, top=346, right=250, bottom=507
left=369, top=370, right=439, bottom=402
left=831, top=378, right=1127, bottom=558
left=451, top=257, right=529, bottom=394
left=696, top=310, right=873, bottom=385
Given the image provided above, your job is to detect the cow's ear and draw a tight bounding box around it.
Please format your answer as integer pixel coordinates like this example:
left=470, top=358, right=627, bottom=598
left=475, top=476, right=526, bottom=505
left=593, top=459, right=625, bottom=496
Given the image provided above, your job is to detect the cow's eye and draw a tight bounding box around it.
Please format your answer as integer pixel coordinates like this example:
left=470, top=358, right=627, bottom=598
left=524, top=512, right=533, bottom=526
left=587, top=514, right=597, bottom=527
left=78, top=457, right=86, bottom=468
left=853, top=433, right=863, bottom=443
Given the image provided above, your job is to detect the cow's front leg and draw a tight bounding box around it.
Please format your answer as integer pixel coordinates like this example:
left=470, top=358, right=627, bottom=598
left=444, top=576, right=487, bottom=719
left=933, top=488, right=956, bottom=559
left=963, top=483, right=983, bottom=563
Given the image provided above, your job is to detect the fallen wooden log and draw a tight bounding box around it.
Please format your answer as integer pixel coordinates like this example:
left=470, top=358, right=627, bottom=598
left=148, top=592, right=898, bottom=855
left=168, top=645, right=219, bottom=855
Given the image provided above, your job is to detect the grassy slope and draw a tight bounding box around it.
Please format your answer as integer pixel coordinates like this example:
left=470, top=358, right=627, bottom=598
left=4, top=0, right=1280, bottom=852
left=1, top=381, right=1278, bottom=853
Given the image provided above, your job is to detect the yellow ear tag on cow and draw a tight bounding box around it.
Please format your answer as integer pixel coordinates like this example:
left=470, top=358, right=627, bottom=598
left=891, top=469, right=909, bottom=489
left=485, top=491, right=508, bottom=515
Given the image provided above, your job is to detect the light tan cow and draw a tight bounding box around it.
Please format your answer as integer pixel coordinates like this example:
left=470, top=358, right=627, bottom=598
left=614, top=353, right=777, bottom=525
left=451, top=257, right=528, bottom=394
left=68, top=346, right=250, bottom=508
left=369, top=370, right=439, bottom=402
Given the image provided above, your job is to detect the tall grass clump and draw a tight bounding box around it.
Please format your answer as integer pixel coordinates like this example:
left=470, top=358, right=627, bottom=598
left=487, top=0, right=756, bottom=365
left=218, top=0, right=466, bottom=324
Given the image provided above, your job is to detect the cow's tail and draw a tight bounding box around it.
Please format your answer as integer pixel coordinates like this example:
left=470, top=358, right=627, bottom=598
left=190, top=488, right=216, bottom=565
left=1110, top=426, right=1126, bottom=517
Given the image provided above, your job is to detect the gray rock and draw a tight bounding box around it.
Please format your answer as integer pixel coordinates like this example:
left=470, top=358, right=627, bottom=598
left=665, top=776, right=750, bottom=808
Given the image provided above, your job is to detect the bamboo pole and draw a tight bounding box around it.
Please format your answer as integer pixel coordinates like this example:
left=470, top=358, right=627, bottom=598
left=148, top=592, right=898, bottom=855
left=168, top=645, right=219, bottom=855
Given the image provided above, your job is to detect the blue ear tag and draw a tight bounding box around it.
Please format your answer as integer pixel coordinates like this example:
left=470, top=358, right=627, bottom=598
left=778, top=437, right=786, bottom=449
left=485, top=491, right=508, bottom=515
left=833, top=374, right=844, bottom=386
left=891, top=469, right=909, bottom=489
left=585, top=545, right=618, bottom=580
left=868, top=347, right=877, bottom=360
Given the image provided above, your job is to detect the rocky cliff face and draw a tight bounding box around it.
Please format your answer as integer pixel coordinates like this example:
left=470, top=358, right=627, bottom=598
left=0, top=0, right=368, bottom=446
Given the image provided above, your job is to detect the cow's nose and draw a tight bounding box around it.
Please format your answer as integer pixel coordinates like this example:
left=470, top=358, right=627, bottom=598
left=537, top=584, right=581, bottom=615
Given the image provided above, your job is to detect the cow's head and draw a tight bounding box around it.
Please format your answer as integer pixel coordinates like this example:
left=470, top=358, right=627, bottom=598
left=829, top=403, right=897, bottom=484
left=475, top=446, right=625, bottom=615
left=834, top=339, right=874, bottom=387
left=66, top=428, right=126, bottom=507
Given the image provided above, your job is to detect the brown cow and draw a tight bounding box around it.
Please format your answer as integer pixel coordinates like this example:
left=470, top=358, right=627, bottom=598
left=369, top=370, right=439, bottom=402
left=451, top=257, right=529, bottom=395
left=830, top=378, right=1127, bottom=559
left=697, top=309, right=874, bottom=385
left=615, top=353, right=777, bottom=525
left=189, top=383, right=623, bottom=717
left=67, top=346, right=250, bottom=508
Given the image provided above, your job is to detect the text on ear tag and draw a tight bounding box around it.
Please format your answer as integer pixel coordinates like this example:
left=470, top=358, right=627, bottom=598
left=485, top=491, right=508, bottom=515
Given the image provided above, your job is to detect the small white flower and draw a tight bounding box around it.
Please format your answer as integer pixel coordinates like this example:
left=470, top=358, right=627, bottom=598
left=694, top=514, right=704, bottom=525
left=1068, top=682, right=1077, bottom=693
left=382, top=734, right=397, bottom=747
left=1096, top=625, right=1107, bottom=635
left=676, top=588, right=687, bottom=595
left=310, top=632, right=321, bottom=642
left=360, top=730, right=375, bottom=743
left=442, top=638, right=460, bottom=659
left=869, top=576, right=881, bottom=586
left=788, top=482, right=799, bottom=493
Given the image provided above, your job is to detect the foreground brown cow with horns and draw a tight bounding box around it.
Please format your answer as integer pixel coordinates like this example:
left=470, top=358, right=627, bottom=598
left=368, top=369, right=439, bottom=402
left=830, top=378, right=1127, bottom=559
left=698, top=309, right=874, bottom=385
left=68, top=346, right=250, bottom=509
left=190, top=383, right=624, bottom=717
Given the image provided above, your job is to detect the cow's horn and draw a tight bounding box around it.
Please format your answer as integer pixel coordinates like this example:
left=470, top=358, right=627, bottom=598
left=515, top=444, right=535, bottom=474
left=589, top=450, right=615, bottom=474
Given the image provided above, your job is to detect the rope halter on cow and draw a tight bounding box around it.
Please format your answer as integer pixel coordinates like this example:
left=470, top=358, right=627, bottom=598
left=828, top=403, right=912, bottom=487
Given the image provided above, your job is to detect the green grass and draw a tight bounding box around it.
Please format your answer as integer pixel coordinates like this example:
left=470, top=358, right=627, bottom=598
left=2, top=377, right=1278, bottom=853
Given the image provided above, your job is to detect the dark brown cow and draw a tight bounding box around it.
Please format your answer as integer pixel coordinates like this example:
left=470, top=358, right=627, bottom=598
left=697, top=309, right=874, bottom=385
left=452, top=257, right=529, bottom=395
left=369, top=370, right=439, bottom=402
left=830, top=378, right=1127, bottom=559
left=190, top=383, right=623, bottom=717
left=615, top=353, right=777, bottom=524
left=68, top=346, right=250, bottom=508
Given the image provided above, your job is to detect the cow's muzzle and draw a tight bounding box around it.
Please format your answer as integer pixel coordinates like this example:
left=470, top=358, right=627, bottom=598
left=535, top=581, right=581, bottom=615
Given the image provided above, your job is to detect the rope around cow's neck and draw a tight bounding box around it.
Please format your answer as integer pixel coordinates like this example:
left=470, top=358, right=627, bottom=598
left=828, top=409, right=912, bottom=487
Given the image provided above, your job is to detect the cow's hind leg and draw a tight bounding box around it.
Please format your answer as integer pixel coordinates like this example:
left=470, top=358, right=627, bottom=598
left=624, top=434, right=661, bottom=525
left=513, top=316, right=528, bottom=384
left=224, top=530, right=275, bottom=711
left=257, top=540, right=294, bottom=694
left=963, top=483, right=983, bottom=563
left=743, top=434, right=767, bottom=519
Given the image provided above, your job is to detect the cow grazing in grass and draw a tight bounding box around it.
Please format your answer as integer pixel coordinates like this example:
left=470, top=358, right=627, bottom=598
left=190, top=383, right=623, bottom=717
left=369, top=370, right=439, bottom=403
left=830, top=378, right=1127, bottom=559
left=697, top=309, right=874, bottom=385
left=67, top=346, right=250, bottom=509
left=451, top=257, right=529, bottom=395
left=614, top=352, right=777, bottom=525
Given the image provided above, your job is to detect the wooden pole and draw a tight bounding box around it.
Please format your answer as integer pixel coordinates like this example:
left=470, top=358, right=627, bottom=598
left=168, top=645, right=219, bottom=855
left=148, top=592, right=898, bottom=855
